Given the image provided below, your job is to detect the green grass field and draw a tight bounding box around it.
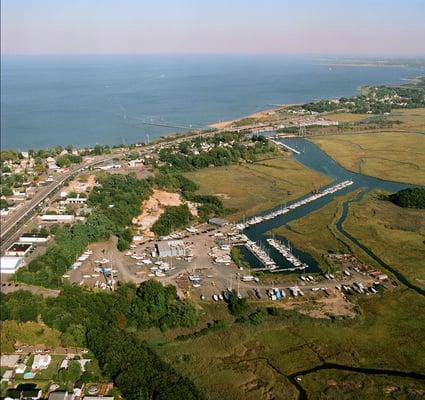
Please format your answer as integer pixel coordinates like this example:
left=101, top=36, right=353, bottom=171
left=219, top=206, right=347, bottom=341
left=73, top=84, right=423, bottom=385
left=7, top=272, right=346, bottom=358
left=311, top=131, right=425, bottom=185
left=344, top=191, right=425, bottom=289
left=300, top=370, right=425, bottom=399
left=324, top=112, right=370, bottom=123
left=141, top=289, right=425, bottom=400
left=184, top=153, right=331, bottom=220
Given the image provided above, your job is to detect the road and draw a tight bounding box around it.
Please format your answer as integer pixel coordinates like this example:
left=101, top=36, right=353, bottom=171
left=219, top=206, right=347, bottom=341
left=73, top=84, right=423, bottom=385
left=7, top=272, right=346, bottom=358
left=0, top=129, right=219, bottom=254
left=0, top=156, right=114, bottom=253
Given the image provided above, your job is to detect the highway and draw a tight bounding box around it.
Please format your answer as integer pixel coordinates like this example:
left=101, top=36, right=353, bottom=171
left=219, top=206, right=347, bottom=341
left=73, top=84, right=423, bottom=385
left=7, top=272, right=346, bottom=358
left=0, top=156, right=114, bottom=253
left=0, top=127, right=236, bottom=254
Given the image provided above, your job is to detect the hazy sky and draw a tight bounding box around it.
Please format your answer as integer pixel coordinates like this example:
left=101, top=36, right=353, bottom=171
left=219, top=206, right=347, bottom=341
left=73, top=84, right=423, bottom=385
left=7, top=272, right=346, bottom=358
left=2, top=0, right=425, bottom=55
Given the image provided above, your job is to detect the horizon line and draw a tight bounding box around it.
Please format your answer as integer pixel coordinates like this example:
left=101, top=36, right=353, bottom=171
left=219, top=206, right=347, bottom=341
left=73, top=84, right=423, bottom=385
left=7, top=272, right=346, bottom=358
left=2, top=51, right=425, bottom=58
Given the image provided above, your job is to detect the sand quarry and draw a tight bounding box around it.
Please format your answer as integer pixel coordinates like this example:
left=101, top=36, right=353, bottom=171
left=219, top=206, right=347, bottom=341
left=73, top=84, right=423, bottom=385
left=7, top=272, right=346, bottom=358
left=132, top=189, right=197, bottom=240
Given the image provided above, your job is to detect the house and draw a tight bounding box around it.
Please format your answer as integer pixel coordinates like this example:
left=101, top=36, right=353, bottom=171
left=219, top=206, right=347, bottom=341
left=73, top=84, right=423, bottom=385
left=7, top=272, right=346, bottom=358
left=31, top=354, right=51, bottom=370
left=0, top=257, right=25, bottom=274
left=15, top=363, right=27, bottom=374
left=156, top=240, right=185, bottom=257
left=48, top=392, right=75, bottom=400
left=1, top=370, right=13, bottom=383
left=0, top=355, right=20, bottom=368
left=5, top=243, right=33, bottom=257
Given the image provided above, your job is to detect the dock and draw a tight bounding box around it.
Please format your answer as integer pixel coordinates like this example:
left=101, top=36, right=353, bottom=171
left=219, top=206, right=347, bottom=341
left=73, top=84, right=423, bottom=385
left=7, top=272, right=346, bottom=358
left=271, top=139, right=301, bottom=154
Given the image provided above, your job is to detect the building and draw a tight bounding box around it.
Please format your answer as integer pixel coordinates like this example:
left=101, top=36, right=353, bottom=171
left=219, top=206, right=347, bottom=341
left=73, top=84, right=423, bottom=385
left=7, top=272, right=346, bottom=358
left=15, top=363, right=27, bottom=374
left=0, top=355, right=20, bottom=368
left=84, top=397, right=114, bottom=400
left=128, top=159, right=144, bottom=167
left=48, top=392, right=75, bottom=400
left=97, top=162, right=121, bottom=171
left=19, top=233, right=50, bottom=244
left=40, top=215, right=75, bottom=224
left=31, top=354, right=51, bottom=370
left=0, top=257, right=25, bottom=274
left=1, top=370, right=13, bottom=383
left=5, top=243, right=33, bottom=257
left=132, top=235, right=144, bottom=244
left=209, top=217, right=228, bottom=227
left=156, top=240, right=186, bottom=257
left=65, top=197, right=87, bottom=205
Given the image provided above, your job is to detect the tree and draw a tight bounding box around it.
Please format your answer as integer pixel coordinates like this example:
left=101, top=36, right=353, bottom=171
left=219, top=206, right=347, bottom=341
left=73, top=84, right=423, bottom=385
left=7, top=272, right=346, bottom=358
left=62, top=324, right=87, bottom=347
left=66, top=360, right=82, bottom=383
left=227, top=290, right=249, bottom=317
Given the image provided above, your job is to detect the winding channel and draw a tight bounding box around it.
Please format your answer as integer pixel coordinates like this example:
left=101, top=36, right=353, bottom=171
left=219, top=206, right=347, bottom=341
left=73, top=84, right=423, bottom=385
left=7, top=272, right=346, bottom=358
left=287, top=363, right=425, bottom=400
left=240, top=137, right=424, bottom=296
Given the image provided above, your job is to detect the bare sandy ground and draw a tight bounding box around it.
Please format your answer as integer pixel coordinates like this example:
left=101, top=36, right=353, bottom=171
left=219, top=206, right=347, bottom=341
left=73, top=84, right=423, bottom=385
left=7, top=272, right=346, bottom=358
left=209, top=108, right=275, bottom=129
left=132, top=190, right=183, bottom=239
left=67, top=173, right=96, bottom=193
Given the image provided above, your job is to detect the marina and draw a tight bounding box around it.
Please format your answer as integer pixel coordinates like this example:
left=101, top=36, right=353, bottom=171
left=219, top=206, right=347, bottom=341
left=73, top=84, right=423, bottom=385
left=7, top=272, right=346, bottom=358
left=266, top=238, right=307, bottom=270
left=239, top=138, right=413, bottom=274
left=237, top=180, right=354, bottom=230
left=243, top=240, right=277, bottom=270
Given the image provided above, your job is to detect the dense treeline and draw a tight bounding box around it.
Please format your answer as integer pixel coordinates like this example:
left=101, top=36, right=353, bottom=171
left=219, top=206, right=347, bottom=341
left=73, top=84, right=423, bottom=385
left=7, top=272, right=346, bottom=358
left=15, top=174, right=152, bottom=287
left=1, top=283, right=202, bottom=399
left=153, top=171, right=226, bottom=226
left=152, top=204, right=193, bottom=237
left=88, top=173, right=152, bottom=250
left=388, top=187, right=425, bottom=209
left=158, top=134, right=274, bottom=172
left=298, top=79, right=425, bottom=114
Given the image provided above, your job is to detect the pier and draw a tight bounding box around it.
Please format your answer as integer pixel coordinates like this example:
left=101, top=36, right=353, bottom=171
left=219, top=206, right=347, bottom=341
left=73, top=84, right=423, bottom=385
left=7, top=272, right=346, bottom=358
left=271, top=139, right=301, bottom=154
left=244, top=241, right=276, bottom=270
left=267, top=238, right=307, bottom=270
left=237, top=180, right=354, bottom=230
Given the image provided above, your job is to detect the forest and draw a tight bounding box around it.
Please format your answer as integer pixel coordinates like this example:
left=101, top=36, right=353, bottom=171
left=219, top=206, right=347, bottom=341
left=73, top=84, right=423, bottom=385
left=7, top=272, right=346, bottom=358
left=1, top=282, right=202, bottom=400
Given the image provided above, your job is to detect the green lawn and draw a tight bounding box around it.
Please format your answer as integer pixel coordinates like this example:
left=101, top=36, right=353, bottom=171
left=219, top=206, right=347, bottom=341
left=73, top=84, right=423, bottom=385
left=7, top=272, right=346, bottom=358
left=311, top=131, right=425, bottom=185
left=141, top=290, right=425, bottom=400
left=184, top=153, right=330, bottom=221
left=344, top=191, right=425, bottom=289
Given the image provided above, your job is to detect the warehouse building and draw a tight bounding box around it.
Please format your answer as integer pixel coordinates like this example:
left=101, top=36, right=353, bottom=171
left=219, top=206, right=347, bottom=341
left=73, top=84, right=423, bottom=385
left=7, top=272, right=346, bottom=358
left=156, top=240, right=186, bottom=257
left=0, top=257, right=25, bottom=274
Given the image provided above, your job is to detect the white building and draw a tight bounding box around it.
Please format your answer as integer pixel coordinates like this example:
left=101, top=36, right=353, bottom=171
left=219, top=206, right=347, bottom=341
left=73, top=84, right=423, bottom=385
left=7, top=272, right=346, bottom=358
left=65, top=197, right=87, bottom=205
left=0, top=257, right=24, bottom=274
left=19, top=233, right=50, bottom=244
left=32, top=354, right=51, bottom=370
left=0, top=355, right=20, bottom=368
left=40, top=215, right=75, bottom=224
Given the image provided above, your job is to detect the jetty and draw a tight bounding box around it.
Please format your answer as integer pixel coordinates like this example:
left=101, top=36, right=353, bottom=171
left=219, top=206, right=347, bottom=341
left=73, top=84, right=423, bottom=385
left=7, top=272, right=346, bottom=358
left=271, top=139, right=301, bottom=154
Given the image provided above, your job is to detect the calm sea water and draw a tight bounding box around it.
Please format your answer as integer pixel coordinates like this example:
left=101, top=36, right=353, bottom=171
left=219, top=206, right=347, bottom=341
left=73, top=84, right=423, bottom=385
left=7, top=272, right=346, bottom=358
left=1, top=55, right=422, bottom=150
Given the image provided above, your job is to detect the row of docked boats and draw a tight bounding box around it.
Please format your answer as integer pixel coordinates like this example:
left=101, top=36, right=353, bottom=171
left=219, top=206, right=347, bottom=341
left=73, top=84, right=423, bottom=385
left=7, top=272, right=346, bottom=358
left=236, top=180, right=354, bottom=230
left=266, top=238, right=307, bottom=270
left=244, top=240, right=277, bottom=270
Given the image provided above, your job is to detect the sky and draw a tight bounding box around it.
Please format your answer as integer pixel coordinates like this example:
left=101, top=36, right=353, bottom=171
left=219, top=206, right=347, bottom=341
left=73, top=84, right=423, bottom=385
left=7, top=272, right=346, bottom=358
left=2, top=0, right=425, bottom=55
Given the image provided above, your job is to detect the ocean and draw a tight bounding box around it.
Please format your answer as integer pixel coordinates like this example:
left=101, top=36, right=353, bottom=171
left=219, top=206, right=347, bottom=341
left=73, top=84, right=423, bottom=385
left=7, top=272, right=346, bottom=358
left=1, top=54, right=422, bottom=150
